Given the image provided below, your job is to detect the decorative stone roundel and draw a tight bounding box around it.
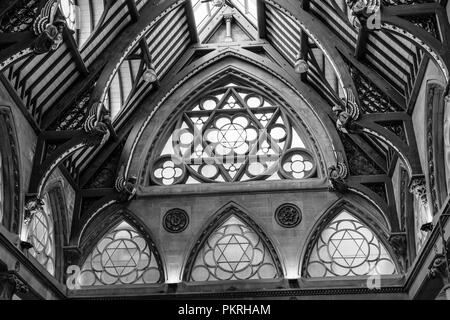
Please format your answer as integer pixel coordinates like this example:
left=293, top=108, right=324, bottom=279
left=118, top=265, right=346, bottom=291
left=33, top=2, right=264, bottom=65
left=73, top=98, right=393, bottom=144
left=163, top=209, right=189, bottom=233
left=275, top=204, right=302, bottom=228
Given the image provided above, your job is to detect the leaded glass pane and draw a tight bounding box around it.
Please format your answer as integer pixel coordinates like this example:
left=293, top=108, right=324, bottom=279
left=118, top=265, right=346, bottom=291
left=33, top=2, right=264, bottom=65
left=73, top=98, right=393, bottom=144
left=306, top=211, right=397, bottom=277
left=150, top=85, right=316, bottom=185
left=190, top=215, right=279, bottom=281
left=27, top=193, right=55, bottom=275
left=79, top=221, right=161, bottom=287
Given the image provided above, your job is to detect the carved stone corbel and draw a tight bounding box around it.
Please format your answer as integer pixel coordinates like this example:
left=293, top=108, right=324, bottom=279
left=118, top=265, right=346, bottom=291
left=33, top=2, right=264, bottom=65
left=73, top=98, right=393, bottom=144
left=333, top=90, right=361, bottom=134
left=346, top=0, right=381, bottom=30
left=32, top=0, right=66, bottom=54
left=409, top=176, right=428, bottom=206
left=115, top=165, right=137, bottom=203
left=328, top=162, right=349, bottom=194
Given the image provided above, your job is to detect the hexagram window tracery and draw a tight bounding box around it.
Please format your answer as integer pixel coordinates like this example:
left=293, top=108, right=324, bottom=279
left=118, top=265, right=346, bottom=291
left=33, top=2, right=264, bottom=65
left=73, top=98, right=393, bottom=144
left=78, top=221, right=162, bottom=287
left=150, top=84, right=317, bottom=186
left=189, top=215, right=280, bottom=282
left=305, top=211, right=398, bottom=278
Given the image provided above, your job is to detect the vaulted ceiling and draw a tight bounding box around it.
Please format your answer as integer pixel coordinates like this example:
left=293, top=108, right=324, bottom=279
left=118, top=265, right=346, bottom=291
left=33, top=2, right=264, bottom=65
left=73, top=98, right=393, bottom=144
left=0, top=0, right=448, bottom=227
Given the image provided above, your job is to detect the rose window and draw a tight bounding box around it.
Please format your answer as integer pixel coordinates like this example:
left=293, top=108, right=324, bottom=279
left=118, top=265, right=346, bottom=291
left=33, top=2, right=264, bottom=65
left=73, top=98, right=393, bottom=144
left=149, top=84, right=317, bottom=185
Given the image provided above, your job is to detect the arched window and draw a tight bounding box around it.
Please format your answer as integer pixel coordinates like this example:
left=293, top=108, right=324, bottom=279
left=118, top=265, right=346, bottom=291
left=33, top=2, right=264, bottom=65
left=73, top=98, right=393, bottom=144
left=149, top=83, right=317, bottom=186
left=26, top=192, right=56, bottom=276
left=79, top=220, right=162, bottom=286
left=186, top=210, right=282, bottom=282
left=304, top=210, right=398, bottom=278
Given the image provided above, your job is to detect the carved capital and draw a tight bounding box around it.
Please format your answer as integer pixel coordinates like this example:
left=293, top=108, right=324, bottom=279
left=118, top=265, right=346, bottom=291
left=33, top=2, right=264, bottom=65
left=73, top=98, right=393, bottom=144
left=409, top=176, right=428, bottom=205
left=327, top=163, right=349, bottom=194
left=333, top=93, right=361, bottom=134
left=0, top=272, right=28, bottom=300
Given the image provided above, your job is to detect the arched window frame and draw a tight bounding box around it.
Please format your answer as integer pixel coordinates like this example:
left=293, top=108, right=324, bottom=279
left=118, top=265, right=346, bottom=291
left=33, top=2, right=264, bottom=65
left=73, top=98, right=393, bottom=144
left=300, top=200, right=401, bottom=279
left=25, top=181, right=68, bottom=281
left=144, top=72, right=326, bottom=188
left=0, top=106, right=21, bottom=234
left=182, top=202, right=284, bottom=282
left=78, top=208, right=166, bottom=286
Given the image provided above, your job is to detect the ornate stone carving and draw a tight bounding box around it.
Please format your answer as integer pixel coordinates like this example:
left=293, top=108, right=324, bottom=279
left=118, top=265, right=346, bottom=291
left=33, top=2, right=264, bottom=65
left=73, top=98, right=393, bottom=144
left=409, top=176, right=428, bottom=206
left=0, top=0, right=39, bottom=33
left=23, top=197, right=44, bottom=225
left=333, top=91, right=361, bottom=134
left=275, top=204, right=302, bottom=228
left=328, top=161, right=349, bottom=194
left=83, top=102, right=114, bottom=146
left=115, top=166, right=137, bottom=203
left=0, top=273, right=28, bottom=300
left=32, top=0, right=66, bottom=54
left=346, top=0, right=381, bottom=29
left=163, top=209, right=189, bottom=233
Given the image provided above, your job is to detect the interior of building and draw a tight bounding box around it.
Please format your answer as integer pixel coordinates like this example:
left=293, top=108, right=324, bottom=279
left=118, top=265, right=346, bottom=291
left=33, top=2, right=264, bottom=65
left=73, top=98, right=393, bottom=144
left=0, top=0, right=450, bottom=300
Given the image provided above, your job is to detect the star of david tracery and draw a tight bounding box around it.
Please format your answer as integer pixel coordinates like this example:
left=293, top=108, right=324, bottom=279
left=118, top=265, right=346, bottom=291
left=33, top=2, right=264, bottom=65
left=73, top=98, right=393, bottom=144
left=150, top=85, right=317, bottom=185
left=328, top=230, right=370, bottom=268
left=218, top=123, right=247, bottom=150
left=101, top=239, right=141, bottom=277
left=79, top=222, right=162, bottom=286
left=190, top=216, right=279, bottom=282
left=214, top=234, right=254, bottom=273
left=306, top=212, right=398, bottom=278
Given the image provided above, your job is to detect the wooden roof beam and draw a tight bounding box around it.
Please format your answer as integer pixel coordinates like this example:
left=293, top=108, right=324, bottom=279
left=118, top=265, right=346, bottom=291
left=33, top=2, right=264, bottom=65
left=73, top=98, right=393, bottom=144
left=126, top=0, right=140, bottom=22
left=257, top=0, right=267, bottom=39
left=185, top=0, right=200, bottom=44
left=62, top=27, right=89, bottom=77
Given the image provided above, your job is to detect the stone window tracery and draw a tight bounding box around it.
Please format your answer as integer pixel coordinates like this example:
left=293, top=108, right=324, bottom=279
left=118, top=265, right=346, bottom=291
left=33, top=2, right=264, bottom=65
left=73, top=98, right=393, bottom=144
left=79, top=221, right=162, bottom=286
left=150, top=84, right=317, bottom=186
left=189, top=215, right=280, bottom=282
left=305, top=211, right=398, bottom=277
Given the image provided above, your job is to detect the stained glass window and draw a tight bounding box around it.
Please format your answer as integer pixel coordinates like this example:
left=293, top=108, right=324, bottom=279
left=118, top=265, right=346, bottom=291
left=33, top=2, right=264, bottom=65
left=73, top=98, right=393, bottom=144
left=79, top=221, right=162, bottom=287
left=27, top=193, right=56, bottom=276
left=150, top=84, right=316, bottom=185
left=189, top=215, right=280, bottom=282
left=305, top=211, right=397, bottom=277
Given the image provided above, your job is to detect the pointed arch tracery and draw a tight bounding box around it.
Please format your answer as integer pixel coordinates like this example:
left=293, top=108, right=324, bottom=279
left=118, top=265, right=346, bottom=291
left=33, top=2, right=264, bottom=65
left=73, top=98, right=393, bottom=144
left=301, top=201, right=400, bottom=278
left=183, top=204, right=283, bottom=282
left=138, top=65, right=337, bottom=189
left=148, top=81, right=318, bottom=186
left=77, top=209, right=165, bottom=287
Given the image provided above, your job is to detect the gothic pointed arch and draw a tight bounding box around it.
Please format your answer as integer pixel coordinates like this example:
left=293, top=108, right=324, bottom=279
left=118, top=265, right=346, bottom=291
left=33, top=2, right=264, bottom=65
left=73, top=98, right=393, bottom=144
left=183, top=203, right=283, bottom=282
left=23, top=173, right=70, bottom=280
left=301, top=200, right=400, bottom=278
left=0, top=106, right=21, bottom=234
left=131, top=59, right=341, bottom=191
left=77, top=208, right=165, bottom=287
